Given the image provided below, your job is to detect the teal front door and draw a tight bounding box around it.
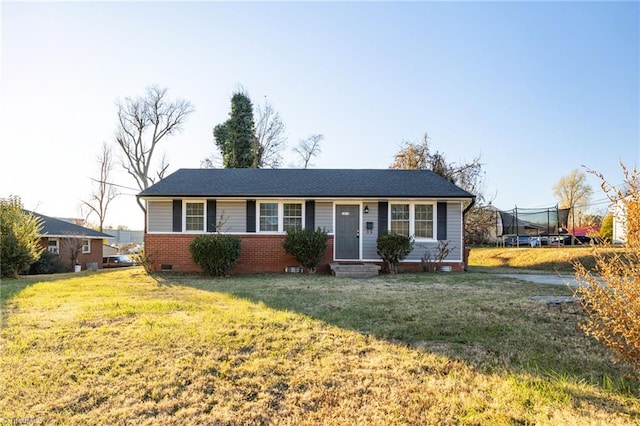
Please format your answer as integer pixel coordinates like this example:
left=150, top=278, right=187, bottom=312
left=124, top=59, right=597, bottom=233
left=335, top=205, right=360, bottom=259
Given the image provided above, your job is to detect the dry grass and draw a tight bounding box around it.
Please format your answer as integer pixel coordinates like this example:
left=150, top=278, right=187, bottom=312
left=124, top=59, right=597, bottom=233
left=468, top=246, right=624, bottom=273
left=1, top=268, right=638, bottom=425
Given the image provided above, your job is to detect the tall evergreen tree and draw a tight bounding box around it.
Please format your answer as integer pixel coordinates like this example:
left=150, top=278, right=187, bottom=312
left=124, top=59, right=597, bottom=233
left=0, top=196, right=44, bottom=278
left=214, top=92, right=258, bottom=168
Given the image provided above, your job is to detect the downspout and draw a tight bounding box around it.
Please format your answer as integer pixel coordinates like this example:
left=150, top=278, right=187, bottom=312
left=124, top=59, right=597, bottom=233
left=462, top=196, right=476, bottom=272
left=463, top=197, right=476, bottom=216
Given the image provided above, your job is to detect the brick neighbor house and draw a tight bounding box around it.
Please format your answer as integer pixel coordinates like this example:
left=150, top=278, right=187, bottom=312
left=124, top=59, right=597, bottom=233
left=30, top=211, right=113, bottom=271
left=137, top=169, right=475, bottom=274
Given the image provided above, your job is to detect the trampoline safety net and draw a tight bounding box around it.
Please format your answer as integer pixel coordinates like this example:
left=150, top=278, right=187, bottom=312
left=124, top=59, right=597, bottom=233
left=498, top=206, right=571, bottom=236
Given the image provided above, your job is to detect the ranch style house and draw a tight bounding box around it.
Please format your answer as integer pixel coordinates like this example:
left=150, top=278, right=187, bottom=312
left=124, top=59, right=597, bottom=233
left=137, top=168, right=476, bottom=274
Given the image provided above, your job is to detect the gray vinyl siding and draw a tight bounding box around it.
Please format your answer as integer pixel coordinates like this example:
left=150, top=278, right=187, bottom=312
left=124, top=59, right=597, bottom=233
left=148, top=201, right=173, bottom=232
left=446, top=202, right=463, bottom=260
left=403, top=201, right=463, bottom=262
left=362, top=203, right=379, bottom=259
left=217, top=201, right=246, bottom=233
left=315, top=202, right=333, bottom=233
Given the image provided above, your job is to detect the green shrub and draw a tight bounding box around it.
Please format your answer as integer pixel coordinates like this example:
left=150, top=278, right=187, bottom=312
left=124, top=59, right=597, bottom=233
left=377, top=232, right=414, bottom=274
left=1, top=196, right=44, bottom=278
left=189, top=234, right=241, bottom=276
left=283, top=228, right=328, bottom=273
left=28, top=251, right=67, bottom=275
left=600, top=213, right=613, bottom=243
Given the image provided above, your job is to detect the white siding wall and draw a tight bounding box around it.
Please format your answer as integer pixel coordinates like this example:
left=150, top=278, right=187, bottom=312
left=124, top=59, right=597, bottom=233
left=148, top=201, right=173, bottom=232
left=612, top=198, right=627, bottom=243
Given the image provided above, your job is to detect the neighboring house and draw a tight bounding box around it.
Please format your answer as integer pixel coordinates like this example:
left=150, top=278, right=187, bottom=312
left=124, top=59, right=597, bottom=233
left=103, top=244, right=119, bottom=256
left=572, top=226, right=600, bottom=237
left=612, top=195, right=631, bottom=244
left=138, top=169, right=475, bottom=274
left=103, top=228, right=145, bottom=250
left=28, top=211, right=113, bottom=271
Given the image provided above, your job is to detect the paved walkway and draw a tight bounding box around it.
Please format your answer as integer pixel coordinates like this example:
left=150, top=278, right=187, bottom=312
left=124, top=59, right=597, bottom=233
left=495, top=273, right=581, bottom=287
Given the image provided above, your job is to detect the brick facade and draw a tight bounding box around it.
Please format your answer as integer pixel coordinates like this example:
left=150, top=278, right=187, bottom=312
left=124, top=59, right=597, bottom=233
left=145, top=234, right=465, bottom=274
left=145, top=234, right=336, bottom=274
left=39, top=237, right=104, bottom=271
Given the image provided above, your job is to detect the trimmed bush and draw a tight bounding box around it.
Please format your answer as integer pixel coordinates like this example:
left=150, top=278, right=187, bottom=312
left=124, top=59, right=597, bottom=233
left=283, top=228, right=328, bottom=273
left=377, top=232, right=414, bottom=274
left=189, top=234, right=241, bottom=276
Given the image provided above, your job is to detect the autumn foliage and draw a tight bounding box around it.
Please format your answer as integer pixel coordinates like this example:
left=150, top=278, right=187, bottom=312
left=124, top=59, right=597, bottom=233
left=573, top=163, right=640, bottom=372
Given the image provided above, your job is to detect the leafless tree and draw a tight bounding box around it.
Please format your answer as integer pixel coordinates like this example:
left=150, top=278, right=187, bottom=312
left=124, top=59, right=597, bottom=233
left=390, top=132, right=493, bottom=244
left=81, top=143, right=119, bottom=232
left=254, top=98, right=287, bottom=168
left=61, top=235, right=84, bottom=269
left=293, top=134, right=323, bottom=169
left=115, top=85, right=194, bottom=212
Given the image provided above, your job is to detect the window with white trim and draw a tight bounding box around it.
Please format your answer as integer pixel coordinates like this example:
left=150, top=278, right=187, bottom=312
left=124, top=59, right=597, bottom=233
left=390, top=203, right=435, bottom=239
left=390, top=204, right=410, bottom=236
left=283, top=203, right=302, bottom=232
left=260, top=203, right=279, bottom=232
left=81, top=239, right=91, bottom=254
left=258, top=201, right=304, bottom=233
left=185, top=202, right=205, bottom=231
left=414, top=204, right=434, bottom=238
left=47, top=239, right=59, bottom=254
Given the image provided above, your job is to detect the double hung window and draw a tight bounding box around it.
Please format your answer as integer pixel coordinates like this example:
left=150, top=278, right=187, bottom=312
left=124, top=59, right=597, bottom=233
left=185, top=202, right=205, bottom=231
left=390, top=203, right=434, bottom=239
left=283, top=203, right=302, bottom=232
left=48, top=239, right=59, bottom=254
left=259, top=202, right=303, bottom=233
left=260, top=203, right=279, bottom=232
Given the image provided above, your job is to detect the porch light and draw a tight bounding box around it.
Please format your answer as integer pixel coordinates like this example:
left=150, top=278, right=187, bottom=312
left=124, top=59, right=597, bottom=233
left=364, top=205, right=369, bottom=214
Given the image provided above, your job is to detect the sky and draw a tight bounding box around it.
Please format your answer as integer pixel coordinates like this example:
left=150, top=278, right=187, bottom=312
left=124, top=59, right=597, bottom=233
left=1, top=1, right=638, bottom=230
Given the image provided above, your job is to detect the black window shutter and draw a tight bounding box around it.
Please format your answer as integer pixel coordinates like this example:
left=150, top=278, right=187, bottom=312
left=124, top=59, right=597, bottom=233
left=305, top=200, right=315, bottom=231
left=207, top=200, right=217, bottom=232
left=246, top=200, right=256, bottom=233
left=378, top=201, right=388, bottom=234
left=437, top=202, right=447, bottom=240
left=172, top=200, right=182, bottom=232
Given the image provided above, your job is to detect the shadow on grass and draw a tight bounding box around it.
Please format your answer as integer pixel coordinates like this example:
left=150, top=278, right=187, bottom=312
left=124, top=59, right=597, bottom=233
left=161, top=271, right=639, bottom=408
left=4, top=269, right=637, bottom=418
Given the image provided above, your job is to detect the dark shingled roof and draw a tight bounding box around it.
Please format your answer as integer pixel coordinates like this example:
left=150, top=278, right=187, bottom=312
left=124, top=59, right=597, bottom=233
left=138, top=169, right=475, bottom=199
left=27, top=210, right=113, bottom=239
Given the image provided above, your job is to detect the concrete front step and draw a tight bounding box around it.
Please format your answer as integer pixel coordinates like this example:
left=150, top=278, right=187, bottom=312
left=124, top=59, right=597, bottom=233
left=329, top=262, right=381, bottom=278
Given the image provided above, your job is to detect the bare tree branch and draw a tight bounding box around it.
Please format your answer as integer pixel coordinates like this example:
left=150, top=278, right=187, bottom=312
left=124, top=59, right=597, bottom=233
left=81, top=142, right=120, bottom=232
left=255, top=98, right=287, bottom=168
left=390, top=132, right=492, bottom=244
left=293, top=134, right=323, bottom=169
left=114, top=85, right=194, bottom=212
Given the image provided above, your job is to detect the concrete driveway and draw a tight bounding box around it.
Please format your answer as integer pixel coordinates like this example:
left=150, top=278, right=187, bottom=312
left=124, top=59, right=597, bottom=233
left=495, top=273, right=581, bottom=288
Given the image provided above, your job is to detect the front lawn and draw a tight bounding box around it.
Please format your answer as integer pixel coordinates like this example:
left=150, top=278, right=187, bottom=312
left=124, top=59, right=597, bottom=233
left=1, top=268, right=638, bottom=425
